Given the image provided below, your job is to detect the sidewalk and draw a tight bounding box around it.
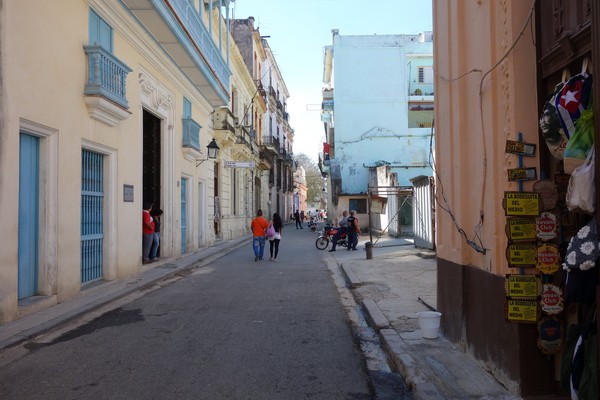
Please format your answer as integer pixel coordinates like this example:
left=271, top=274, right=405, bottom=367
left=328, top=235, right=520, bottom=400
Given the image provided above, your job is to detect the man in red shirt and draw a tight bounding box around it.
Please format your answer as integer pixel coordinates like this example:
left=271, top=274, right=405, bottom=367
left=250, top=209, right=269, bottom=261
left=142, top=202, right=155, bottom=264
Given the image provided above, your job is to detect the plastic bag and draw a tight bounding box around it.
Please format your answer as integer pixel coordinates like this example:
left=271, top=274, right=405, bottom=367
left=266, top=224, right=276, bottom=237
left=566, top=147, right=596, bottom=214
left=564, top=108, right=594, bottom=174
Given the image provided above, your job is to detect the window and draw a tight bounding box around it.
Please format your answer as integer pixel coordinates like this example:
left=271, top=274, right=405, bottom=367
left=418, top=66, right=433, bottom=84
left=182, top=97, right=201, bottom=150
left=349, top=199, right=367, bottom=214
left=89, top=9, right=113, bottom=52
left=183, top=97, right=192, bottom=118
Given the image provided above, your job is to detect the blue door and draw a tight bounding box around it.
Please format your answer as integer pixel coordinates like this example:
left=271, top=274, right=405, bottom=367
left=181, top=178, right=187, bottom=253
left=18, top=134, right=40, bottom=299
left=81, top=150, right=104, bottom=283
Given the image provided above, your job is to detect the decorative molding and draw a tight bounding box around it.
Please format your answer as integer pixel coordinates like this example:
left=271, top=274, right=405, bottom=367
left=84, top=96, right=132, bottom=127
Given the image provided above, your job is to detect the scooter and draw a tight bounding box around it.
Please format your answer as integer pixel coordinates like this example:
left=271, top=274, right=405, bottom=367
left=307, top=217, right=318, bottom=232
left=315, top=225, right=348, bottom=250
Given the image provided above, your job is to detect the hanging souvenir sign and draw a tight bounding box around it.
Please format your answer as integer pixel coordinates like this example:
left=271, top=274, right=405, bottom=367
left=537, top=317, right=564, bottom=354
left=540, top=284, right=563, bottom=315
left=505, top=140, right=536, bottom=157
left=505, top=274, right=540, bottom=298
left=535, top=211, right=558, bottom=241
left=536, top=244, right=561, bottom=274
left=533, top=180, right=558, bottom=210
left=505, top=299, right=539, bottom=323
left=503, top=192, right=541, bottom=216
left=506, top=217, right=537, bottom=242
left=506, top=243, right=537, bottom=268
left=507, top=168, right=537, bottom=182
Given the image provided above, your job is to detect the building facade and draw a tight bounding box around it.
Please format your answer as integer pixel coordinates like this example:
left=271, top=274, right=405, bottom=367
left=0, top=1, right=294, bottom=324
left=434, top=1, right=600, bottom=396
left=230, top=17, right=296, bottom=222
left=320, top=31, right=434, bottom=231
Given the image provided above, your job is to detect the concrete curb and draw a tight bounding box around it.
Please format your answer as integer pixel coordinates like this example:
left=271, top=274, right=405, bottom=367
left=379, top=329, right=444, bottom=400
left=340, top=264, right=361, bottom=288
left=361, top=299, right=390, bottom=331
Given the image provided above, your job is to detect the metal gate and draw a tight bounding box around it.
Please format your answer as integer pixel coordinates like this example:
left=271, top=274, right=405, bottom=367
left=81, top=149, right=104, bottom=283
left=410, top=175, right=435, bottom=250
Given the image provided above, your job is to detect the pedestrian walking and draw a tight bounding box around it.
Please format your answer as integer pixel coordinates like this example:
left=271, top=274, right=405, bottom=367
left=267, top=213, right=283, bottom=261
left=142, top=202, right=155, bottom=264
left=346, top=210, right=359, bottom=251
left=294, top=210, right=303, bottom=229
left=328, top=210, right=348, bottom=252
left=251, top=209, right=269, bottom=261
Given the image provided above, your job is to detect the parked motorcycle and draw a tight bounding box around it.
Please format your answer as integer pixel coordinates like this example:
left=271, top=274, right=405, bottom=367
left=315, top=225, right=347, bottom=250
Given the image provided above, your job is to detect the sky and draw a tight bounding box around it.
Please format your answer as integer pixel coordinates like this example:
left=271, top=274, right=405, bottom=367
left=231, top=0, right=433, bottom=161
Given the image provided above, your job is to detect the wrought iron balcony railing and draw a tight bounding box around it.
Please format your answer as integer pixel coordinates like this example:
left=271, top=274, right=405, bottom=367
left=182, top=118, right=201, bottom=151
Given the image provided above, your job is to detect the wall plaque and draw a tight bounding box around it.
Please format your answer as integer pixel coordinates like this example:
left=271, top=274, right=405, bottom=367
left=540, top=284, right=563, bottom=315
left=506, top=299, right=539, bottom=323
left=536, top=211, right=558, bottom=241
left=505, top=140, right=536, bottom=156
left=537, top=317, right=564, bottom=354
left=123, top=184, right=134, bottom=202
left=536, top=244, right=560, bottom=274
left=505, top=274, right=540, bottom=298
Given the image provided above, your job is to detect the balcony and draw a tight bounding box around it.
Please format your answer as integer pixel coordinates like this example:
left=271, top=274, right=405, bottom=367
left=213, top=107, right=236, bottom=132
left=261, top=135, right=280, bottom=156
left=83, top=45, right=132, bottom=126
left=182, top=118, right=201, bottom=151
left=122, top=0, right=230, bottom=107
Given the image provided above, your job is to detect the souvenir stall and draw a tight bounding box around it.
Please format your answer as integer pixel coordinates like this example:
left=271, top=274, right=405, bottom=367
left=530, top=2, right=600, bottom=398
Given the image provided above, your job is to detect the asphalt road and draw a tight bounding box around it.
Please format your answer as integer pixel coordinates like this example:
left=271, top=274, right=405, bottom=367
left=0, top=225, right=403, bottom=400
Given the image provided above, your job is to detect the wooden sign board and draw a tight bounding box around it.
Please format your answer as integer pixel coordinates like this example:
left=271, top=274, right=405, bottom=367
left=503, top=192, right=541, bottom=216
left=507, top=167, right=537, bottom=182
left=505, top=140, right=536, bottom=157
left=536, top=244, right=561, bottom=274
left=506, top=299, right=539, bottom=323
left=505, top=274, right=540, bottom=298
left=506, top=243, right=537, bottom=268
left=506, top=217, right=537, bottom=242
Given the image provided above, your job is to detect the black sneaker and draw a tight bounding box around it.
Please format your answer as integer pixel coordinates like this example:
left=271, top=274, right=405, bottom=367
left=328, top=249, right=336, bottom=252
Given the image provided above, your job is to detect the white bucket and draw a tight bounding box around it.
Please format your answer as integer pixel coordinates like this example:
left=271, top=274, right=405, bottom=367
left=416, top=311, right=442, bottom=339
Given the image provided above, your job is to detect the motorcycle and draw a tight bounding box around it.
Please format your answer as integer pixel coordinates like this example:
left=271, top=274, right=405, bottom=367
left=315, top=225, right=348, bottom=250
left=307, top=217, right=318, bottom=232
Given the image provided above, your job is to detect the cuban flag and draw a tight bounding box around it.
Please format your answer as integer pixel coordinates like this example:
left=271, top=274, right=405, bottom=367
left=555, top=73, right=593, bottom=139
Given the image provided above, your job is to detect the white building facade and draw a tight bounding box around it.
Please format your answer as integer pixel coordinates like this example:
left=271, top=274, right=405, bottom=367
left=320, top=31, right=434, bottom=231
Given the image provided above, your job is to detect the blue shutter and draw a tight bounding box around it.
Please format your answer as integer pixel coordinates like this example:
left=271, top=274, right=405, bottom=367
left=89, top=9, right=113, bottom=52
left=181, top=178, right=188, bottom=253
left=18, top=134, right=40, bottom=299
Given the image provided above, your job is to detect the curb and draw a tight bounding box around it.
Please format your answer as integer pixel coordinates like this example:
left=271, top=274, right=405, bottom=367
left=340, top=264, right=361, bottom=288
left=361, top=299, right=390, bottom=331
left=379, top=329, right=444, bottom=400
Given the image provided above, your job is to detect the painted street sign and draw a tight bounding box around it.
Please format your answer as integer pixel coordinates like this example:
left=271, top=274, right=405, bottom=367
left=506, top=299, right=539, bottom=323
left=503, top=192, right=541, bottom=216
left=506, top=217, right=537, bottom=242
left=506, top=243, right=537, bottom=267
left=536, top=211, right=558, bottom=241
left=224, top=161, right=255, bottom=168
left=536, top=243, right=561, bottom=274
left=540, top=284, right=563, bottom=315
left=505, top=140, right=536, bottom=157
left=505, top=274, right=540, bottom=298
left=537, top=317, right=563, bottom=354
left=507, top=167, right=537, bottom=182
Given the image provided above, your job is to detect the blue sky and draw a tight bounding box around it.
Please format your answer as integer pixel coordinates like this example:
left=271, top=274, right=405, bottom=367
left=232, top=0, right=433, bottom=161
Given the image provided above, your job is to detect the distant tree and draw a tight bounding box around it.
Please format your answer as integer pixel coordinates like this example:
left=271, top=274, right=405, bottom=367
left=294, top=153, right=323, bottom=204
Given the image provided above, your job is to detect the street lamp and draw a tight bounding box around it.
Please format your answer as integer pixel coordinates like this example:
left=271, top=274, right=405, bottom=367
left=196, top=138, right=220, bottom=167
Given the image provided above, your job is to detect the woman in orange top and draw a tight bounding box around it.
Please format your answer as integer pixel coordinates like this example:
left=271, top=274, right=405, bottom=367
left=250, top=209, right=269, bottom=261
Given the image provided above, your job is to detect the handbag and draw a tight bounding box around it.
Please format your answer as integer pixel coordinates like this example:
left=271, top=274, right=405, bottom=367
left=566, top=146, right=596, bottom=214
left=266, top=224, right=276, bottom=238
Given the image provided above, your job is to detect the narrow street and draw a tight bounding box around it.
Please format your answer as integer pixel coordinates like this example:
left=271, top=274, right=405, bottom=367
left=0, top=225, right=409, bottom=400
